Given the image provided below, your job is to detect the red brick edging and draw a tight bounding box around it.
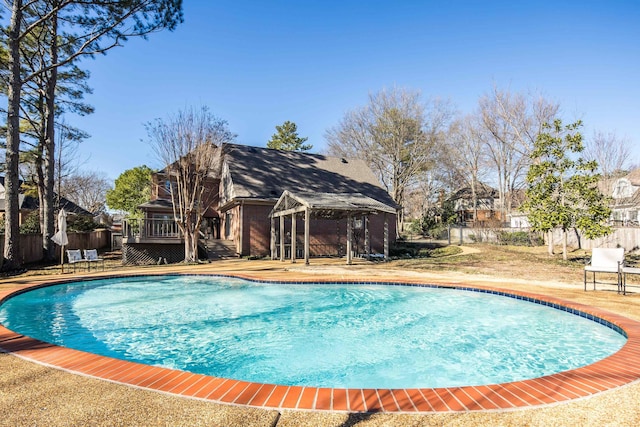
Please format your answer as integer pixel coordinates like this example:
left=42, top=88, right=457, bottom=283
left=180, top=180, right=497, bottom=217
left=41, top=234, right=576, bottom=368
left=2, top=274, right=640, bottom=413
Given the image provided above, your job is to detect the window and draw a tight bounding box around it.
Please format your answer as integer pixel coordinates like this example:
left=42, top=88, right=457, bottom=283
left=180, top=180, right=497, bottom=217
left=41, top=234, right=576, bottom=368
left=613, top=179, right=632, bottom=199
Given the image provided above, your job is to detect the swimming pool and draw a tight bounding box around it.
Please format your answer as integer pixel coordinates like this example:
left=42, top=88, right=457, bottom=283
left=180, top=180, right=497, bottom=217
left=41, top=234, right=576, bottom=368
left=0, top=275, right=626, bottom=390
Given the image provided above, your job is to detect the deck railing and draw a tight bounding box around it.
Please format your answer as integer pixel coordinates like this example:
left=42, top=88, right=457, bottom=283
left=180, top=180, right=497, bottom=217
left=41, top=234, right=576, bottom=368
left=123, top=218, right=181, bottom=240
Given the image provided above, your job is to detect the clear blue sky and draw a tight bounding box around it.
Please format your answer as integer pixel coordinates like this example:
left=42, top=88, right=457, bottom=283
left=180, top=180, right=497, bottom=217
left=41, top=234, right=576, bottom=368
left=71, top=0, right=640, bottom=180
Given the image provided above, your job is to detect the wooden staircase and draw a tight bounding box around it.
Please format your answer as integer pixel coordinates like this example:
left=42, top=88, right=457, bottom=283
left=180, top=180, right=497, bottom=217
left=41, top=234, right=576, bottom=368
left=200, top=239, right=238, bottom=259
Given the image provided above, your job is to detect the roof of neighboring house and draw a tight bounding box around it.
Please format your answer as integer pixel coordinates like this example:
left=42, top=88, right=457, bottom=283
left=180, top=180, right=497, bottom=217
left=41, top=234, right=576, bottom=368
left=223, top=144, right=397, bottom=208
left=447, top=182, right=498, bottom=201
left=625, top=168, right=640, bottom=186
left=57, top=198, right=93, bottom=216
left=0, top=176, right=93, bottom=216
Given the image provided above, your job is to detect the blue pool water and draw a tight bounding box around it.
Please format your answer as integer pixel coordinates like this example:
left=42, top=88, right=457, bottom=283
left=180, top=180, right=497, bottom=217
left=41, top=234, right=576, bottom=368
left=0, top=275, right=626, bottom=389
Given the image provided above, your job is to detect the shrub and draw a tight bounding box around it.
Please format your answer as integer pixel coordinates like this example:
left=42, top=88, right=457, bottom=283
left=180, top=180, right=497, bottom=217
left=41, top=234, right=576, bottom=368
left=496, top=231, right=544, bottom=246
left=67, top=214, right=99, bottom=232
left=390, top=242, right=459, bottom=259
left=468, top=233, right=483, bottom=243
left=19, top=211, right=41, bottom=234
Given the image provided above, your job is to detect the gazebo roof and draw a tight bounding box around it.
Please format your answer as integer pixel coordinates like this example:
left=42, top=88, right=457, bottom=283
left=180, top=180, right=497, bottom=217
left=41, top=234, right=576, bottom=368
left=270, top=190, right=397, bottom=219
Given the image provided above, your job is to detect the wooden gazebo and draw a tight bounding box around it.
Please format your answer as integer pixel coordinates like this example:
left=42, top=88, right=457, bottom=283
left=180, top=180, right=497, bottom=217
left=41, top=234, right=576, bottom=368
left=269, top=190, right=397, bottom=264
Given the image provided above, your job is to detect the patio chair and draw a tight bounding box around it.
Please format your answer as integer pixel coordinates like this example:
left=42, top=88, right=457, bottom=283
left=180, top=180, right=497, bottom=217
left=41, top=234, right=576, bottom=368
left=83, top=249, right=105, bottom=271
left=584, top=247, right=624, bottom=291
left=620, top=263, right=640, bottom=295
left=66, top=249, right=86, bottom=273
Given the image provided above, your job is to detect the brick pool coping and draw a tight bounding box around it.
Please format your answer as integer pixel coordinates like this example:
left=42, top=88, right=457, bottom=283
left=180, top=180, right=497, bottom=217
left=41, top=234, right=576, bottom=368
left=2, top=273, right=640, bottom=413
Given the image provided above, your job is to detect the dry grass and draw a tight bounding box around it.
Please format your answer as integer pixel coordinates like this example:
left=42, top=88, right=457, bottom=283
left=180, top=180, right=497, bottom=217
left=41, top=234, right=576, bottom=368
left=389, top=243, right=639, bottom=287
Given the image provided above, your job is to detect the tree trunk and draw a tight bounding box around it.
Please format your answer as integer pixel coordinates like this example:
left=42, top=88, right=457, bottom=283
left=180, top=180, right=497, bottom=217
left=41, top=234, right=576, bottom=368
left=184, top=230, right=198, bottom=262
left=562, top=229, right=568, bottom=261
left=35, top=113, right=46, bottom=235
left=393, top=183, right=403, bottom=237
left=547, top=230, right=554, bottom=256
left=43, top=12, right=59, bottom=262
left=471, top=177, right=478, bottom=226
left=573, top=227, right=582, bottom=249
left=3, top=0, right=24, bottom=271
left=183, top=215, right=198, bottom=262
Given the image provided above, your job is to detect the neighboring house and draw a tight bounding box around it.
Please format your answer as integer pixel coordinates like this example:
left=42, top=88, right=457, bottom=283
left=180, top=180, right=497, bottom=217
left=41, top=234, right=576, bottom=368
left=124, top=143, right=398, bottom=264
left=447, top=183, right=504, bottom=226
left=508, top=212, right=531, bottom=228
left=0, top=176, right=93, bottom=223
left=610, top=169, right=640, bottom=226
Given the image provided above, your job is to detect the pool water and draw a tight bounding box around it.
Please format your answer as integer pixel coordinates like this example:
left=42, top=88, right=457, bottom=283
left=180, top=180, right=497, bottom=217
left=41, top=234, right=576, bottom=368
left=0, top=275, right=626, bottom=389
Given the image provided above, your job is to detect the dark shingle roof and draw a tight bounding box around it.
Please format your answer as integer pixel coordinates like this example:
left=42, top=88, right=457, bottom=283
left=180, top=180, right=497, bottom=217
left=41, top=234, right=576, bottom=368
left=223, top=144, right=397, bottom=208
left=139, top=199, right=174, bottom=209
left=448, top=183, right=498, bottom=201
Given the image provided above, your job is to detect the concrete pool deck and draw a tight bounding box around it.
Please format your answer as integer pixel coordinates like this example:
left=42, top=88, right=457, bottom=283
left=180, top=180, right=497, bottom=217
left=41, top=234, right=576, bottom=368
left=2, top=258, right=640, bottom=426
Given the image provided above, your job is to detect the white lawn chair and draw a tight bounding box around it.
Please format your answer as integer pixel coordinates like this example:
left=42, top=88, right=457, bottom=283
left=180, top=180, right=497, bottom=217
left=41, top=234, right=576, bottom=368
left=584, top=248, right=624, bottom=291
left=83, top=249, right=105, bottom=271
left=66, top=249, right=86, bottom=273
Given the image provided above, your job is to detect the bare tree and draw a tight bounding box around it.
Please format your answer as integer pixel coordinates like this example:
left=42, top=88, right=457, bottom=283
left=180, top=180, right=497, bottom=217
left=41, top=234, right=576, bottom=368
left=444, top=115, right=491, bottom=223
left=59, top=170, right=111, bottom=213
left=147, top=106, right=235, bottom=263
left=325, top=87, right=453, bottom=233
left=479, top=85, right=559, bottom=219
left=583, top=130, right=632, bottom=188
left=55, top=120, right=88, bottom=204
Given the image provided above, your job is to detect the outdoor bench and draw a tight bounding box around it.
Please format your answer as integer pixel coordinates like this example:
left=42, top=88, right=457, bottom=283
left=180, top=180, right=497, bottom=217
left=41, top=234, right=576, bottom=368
left=584, top=247, right=624, bottom=292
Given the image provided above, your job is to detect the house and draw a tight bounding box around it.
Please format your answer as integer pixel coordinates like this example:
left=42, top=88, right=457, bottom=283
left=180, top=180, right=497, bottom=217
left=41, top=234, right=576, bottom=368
left=0, top=176, right=93, bottom=224
left=123, top=144, right=398, bottom=264
left=508, top=212, right=530, bottom=228
left=610, top=169, right=640, bottom=226
left=447, top=183, right=504, bottom=226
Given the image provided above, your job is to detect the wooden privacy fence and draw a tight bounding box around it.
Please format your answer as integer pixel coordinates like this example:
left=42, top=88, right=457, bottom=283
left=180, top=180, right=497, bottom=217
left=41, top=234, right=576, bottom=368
left=0, top=229, right=110, bottom=265
left=549, top=227, right=640, bottom=251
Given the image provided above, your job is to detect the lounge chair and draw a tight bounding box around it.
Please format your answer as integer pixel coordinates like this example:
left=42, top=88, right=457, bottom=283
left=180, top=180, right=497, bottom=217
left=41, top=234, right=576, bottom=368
left=584, top=247, right=624, bottom=291
left=66, top=249, right=85, bottom=273
left=83, top=249, right=105, bottom=271
left=620, top=263, right=640, bottom=295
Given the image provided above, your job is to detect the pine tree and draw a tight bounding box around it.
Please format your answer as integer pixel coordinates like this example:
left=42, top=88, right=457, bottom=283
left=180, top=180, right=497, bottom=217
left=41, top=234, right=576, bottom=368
left=267, top=121, right=312, bottom=151
left=2, top=0, right=183, bottom=270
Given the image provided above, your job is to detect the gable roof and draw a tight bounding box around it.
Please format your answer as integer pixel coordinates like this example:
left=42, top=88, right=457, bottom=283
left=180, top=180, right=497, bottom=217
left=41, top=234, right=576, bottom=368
left=222, top=144, right=397, bottom=208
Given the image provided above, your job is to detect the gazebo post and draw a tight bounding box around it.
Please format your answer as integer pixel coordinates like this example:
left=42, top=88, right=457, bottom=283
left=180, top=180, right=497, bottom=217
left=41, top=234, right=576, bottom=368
left=304, top=207, right=310, bottom=265
left=291, top=212, right=297, bottom=263
left=383, top=213, right=389, bottom=261
left=364, top=215, right=370, bottom=259
left=270, top=216, right=276, bottom=260
left=279, top=215, right=285, bottom=262
left=346, top=213, right=353, bottom=265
